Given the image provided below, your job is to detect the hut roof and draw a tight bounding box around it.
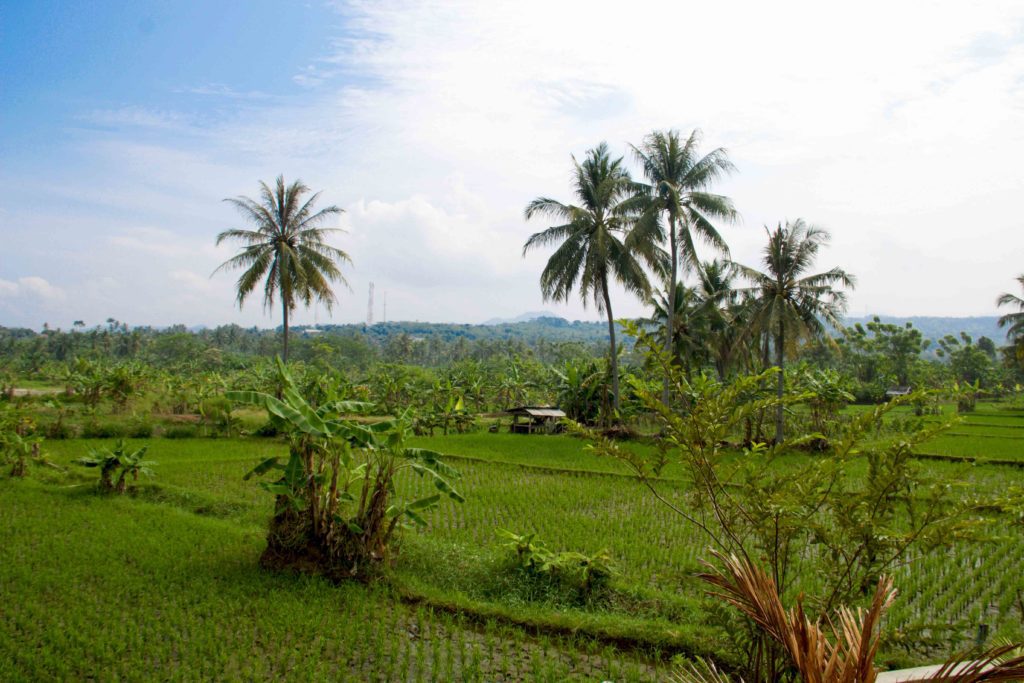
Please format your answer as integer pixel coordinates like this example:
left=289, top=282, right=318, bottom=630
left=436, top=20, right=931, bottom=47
left=507, top=406, right=566, bottom=418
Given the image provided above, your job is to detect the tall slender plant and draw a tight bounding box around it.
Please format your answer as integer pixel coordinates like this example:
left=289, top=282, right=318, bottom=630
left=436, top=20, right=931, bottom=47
left=523, top=143, right=658, bottom=416
left=997, top=275, right=1024, bottom=342
left=736, top=221, right=854, bottom=442
left=630, top=129, right=738, bottom=403
left=214, top=176, right=351, bottom=363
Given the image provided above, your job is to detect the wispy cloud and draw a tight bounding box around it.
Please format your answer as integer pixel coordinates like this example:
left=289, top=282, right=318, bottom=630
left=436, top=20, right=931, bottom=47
left=0, top=276, right=66, bottom=303
left=2, top=0, right=1024, bottom=329
left=177, top=83, right=272, bottom=100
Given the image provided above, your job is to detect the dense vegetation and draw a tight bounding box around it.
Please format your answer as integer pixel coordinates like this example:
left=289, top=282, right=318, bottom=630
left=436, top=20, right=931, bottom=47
left=4, top=143, right=1024, bottom=681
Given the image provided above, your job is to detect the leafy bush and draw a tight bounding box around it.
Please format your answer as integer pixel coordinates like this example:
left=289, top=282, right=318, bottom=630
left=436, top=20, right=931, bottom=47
left=580, top=325, right=995, bottom=681
left=127, top=417, right=155, bottom=438
left=230, top=359, right=463, bottom=580
left=80, top=421, right=128, bottom=439
left=497, top=529, right=615, bottom=602
left=252, top=419, right=283, bottom=438
left=74, top=439, right=156, bottom=493
left=162, top=425, right=199, bottom=439
left=199, top=396, right=238, bottom=437
left=1, top=416, right=59, bottom=477
left=44, top=420, right=76, bottom=439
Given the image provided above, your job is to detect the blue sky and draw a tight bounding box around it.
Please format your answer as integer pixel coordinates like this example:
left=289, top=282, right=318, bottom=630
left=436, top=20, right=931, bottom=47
left=2, top=1, right=1024, bottom=330
left=2, top=2, right=336, bottom=150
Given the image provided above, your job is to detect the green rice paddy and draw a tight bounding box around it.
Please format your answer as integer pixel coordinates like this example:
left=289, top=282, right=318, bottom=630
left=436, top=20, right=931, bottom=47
left=3, top=402, right=1023, bottom=680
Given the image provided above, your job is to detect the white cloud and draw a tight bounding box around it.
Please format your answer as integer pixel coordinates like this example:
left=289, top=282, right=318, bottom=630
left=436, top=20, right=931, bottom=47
left=3, top=0, right=1024, bottom=328
left=0, top=276, right=66, bottom=304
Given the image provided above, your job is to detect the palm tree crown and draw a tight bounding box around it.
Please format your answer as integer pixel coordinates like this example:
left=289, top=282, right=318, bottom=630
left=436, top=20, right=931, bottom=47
left=630, top=129, right=737, bottom=402
left=997, top=275, right=1024, bottom=341
left=523, top=143, right=657, bottom=415
left=737, top=220, right=855, bottom=442
left=631, top=129, right=737, bottom=271
left=214, top=175, right=351, bottom=362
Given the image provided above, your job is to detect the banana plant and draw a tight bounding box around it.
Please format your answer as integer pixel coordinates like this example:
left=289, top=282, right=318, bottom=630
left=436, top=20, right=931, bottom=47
left=228, top=357, right=463, bottom=576
left=74, top=439, right=155, bottom=493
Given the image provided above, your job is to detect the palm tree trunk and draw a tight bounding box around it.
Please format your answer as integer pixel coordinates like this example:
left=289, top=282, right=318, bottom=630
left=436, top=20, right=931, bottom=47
left=601, top=275, right=620, bottom=420
left=775, top=317, right=784, bottom=443
left=282, top=303, right=290, bottom=364
left=662, top=217, right=677, bottom=406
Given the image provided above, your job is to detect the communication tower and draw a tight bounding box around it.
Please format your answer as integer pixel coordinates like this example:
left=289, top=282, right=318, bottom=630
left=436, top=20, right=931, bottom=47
left=367, top=282, right=374, bottom=326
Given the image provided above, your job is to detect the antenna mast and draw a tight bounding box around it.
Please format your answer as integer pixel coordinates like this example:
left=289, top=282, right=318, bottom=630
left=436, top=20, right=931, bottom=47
left=367, top=282, right=374, bottom=326
left=382, top=291, right=387, bottom=323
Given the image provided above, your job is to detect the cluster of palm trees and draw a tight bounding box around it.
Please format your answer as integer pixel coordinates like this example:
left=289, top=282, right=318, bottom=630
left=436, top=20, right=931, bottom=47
left=212, top=140, right=857, bottom=441
left=523, top=129, right=854, bottom=440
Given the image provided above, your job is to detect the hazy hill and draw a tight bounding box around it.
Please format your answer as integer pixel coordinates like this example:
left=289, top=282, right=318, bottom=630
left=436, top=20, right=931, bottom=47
left=482, top=311, right=562, bottom=325
left=843, top=316, right=1005, bottom=344
left=314, top=314, right=1008, bottom=348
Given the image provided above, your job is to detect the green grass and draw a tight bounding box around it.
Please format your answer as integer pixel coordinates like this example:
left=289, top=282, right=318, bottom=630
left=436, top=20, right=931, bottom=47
left=409, top=432, right=685, bottom=478
left=0, top=477, right=658, bottom=682
left=918, top=434, right=1024, bottom=460
left=5, top=405, right=1024, bottom=679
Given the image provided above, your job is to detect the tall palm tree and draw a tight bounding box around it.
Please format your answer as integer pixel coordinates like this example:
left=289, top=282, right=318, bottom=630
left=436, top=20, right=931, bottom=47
left=630, top=129, right=738, bottom=403
left=736, top=220, right=854, bottom=443
left=696, top=259, right=746, bottom=380
left=214, top=176, right=350, bottom=363
left=523, top=143, right=657, bottom=415
left=648, top=281, right=711, bottom=381
left=997, top=275, right=1024, bottom=341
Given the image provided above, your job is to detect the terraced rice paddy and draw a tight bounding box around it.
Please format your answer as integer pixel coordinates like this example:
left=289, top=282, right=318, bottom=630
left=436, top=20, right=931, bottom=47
left=2, top=402, right=1023, bottom=680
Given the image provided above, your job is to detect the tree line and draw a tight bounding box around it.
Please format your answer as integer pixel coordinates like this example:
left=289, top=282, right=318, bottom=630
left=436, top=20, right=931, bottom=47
left=522, top=128, right=1024, bottom=437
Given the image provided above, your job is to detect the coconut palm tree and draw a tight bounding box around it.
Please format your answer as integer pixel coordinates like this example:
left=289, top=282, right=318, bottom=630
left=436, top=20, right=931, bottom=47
left=648, top=282, right=711, bottom=381
left=630, top=129, right=738, bottom=402
left=696, top=259, right=747, bottom=380
left=214, top=176, right=350, bottom=363
left=997, top=275, right=1024, bottom=341
left=523, top=143, right=657, bottom=415
left=736, top=220, right=854, bottom=443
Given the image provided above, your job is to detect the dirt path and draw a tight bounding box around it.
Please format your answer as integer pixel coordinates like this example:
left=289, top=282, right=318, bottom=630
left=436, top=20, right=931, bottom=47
left=10, top=387, right=63, bottom=397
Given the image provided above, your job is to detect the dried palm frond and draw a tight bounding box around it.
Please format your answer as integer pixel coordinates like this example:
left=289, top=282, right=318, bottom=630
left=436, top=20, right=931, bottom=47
left=669, top=657, right=740, bottom=683
left=698, top=549, right=894, bottom=683
left=924, top=642, right=1024, bottom=682
left=696, top=550, right=1024, bottom=683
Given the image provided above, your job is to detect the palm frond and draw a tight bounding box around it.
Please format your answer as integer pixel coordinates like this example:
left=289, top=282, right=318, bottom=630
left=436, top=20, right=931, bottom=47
left=214, top=177, right=350, bottom=324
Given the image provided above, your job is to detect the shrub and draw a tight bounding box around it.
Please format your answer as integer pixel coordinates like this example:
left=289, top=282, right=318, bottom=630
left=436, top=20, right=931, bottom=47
left=580, top=322, right=993, bottom=681
left=252, top=419, right=283, bottom=438
left=199, top=396, right=238, bottom=437
left=74, top=439, right=155, bottom=493
left=44, top=420, right=76, bottom=439
left=1, top=428, right=60, bottom=478
left=162, top=424, right=198, bottom=439
left=229, top=359, right=463, bottom=580
left=497, top=529, right=615, bottom=603
left=80, top=421, right=128, bottom=439
left=126, top=418, right=154, bottom=438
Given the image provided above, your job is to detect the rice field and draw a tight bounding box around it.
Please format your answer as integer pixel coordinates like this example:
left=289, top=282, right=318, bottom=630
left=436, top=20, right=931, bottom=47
left=3, top=402, right=1024, bottom=680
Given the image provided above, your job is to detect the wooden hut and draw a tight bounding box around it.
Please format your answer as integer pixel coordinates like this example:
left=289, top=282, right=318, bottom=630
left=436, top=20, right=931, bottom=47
left=507, top=406, right=566, bottom=434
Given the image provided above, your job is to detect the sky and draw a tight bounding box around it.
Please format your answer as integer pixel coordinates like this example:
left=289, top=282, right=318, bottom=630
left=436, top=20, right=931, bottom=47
left=1, top=0, right=1023, bottom=330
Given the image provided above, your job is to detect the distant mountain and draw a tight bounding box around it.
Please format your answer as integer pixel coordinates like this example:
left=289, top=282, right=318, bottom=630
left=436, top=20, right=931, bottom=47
left=482, top=311, right=564, bottom=325
left=842, top=315, right=1008, bottom=345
